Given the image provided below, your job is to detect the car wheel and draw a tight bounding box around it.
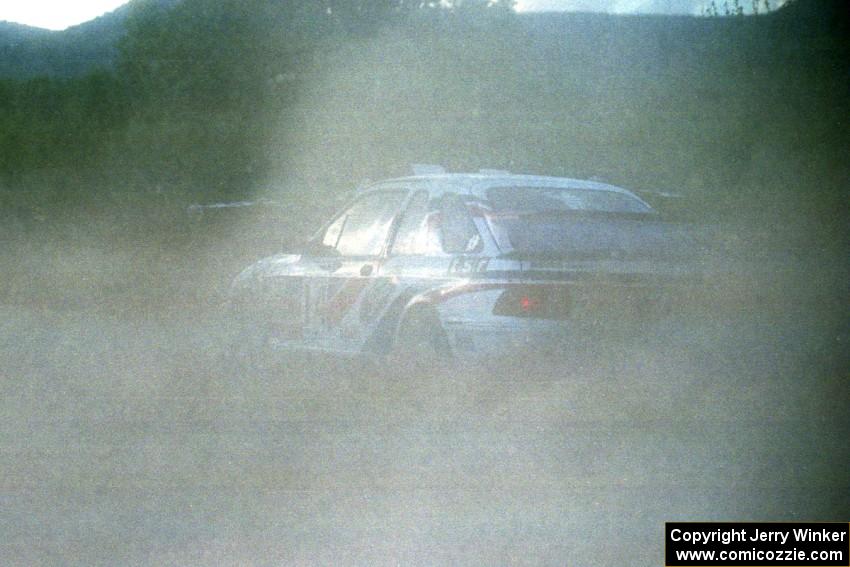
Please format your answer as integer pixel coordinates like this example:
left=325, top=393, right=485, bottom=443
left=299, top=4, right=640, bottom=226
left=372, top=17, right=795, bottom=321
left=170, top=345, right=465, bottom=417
left=391, top=306, right=452, bottom=377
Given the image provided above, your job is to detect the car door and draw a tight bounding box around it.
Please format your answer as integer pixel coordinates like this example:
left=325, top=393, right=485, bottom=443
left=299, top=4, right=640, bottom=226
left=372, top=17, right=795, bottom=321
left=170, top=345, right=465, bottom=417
left=300, top=189, right=408, bottom=353
left=376, top=190, right=488, bottom=351
left=382, top=190, right=485, bottom=283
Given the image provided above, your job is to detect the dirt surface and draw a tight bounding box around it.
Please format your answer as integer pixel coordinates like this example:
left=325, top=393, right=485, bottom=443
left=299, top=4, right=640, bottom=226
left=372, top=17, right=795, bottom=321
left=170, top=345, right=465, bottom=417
left=1, top=266, right=847, bottom=566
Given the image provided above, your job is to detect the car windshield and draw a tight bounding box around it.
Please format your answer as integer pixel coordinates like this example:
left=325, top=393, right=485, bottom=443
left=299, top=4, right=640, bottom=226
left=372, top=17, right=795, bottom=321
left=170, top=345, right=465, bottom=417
left=484, top=186, right=657, bottom=256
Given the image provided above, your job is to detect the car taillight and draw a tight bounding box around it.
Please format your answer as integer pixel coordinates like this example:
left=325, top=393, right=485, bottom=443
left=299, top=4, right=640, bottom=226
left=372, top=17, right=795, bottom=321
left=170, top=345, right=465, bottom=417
left=519, top=294, right=540, bottom=312
left=492, top=286, right=570, bottom=319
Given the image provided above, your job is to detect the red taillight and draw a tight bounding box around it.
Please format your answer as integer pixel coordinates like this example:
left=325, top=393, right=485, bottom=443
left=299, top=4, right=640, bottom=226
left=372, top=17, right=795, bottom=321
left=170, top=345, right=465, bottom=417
left=519, top=295, right=540, bottom=312
left=493, top=286, right=570, bottom=319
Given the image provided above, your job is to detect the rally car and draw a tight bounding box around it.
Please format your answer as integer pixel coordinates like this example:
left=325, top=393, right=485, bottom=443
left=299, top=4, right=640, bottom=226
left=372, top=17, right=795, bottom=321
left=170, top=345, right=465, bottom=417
left=227, top=170, right=701, bottom=365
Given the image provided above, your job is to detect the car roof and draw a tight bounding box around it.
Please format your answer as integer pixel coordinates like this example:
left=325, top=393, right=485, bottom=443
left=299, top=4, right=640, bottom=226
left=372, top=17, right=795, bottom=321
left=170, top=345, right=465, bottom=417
left=363, top=173, right=647, bottom=202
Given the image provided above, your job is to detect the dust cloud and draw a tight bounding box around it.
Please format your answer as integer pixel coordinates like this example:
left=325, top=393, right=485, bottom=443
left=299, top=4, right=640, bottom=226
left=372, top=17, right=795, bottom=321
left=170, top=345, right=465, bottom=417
left=1, top=7, right=848, bottom=567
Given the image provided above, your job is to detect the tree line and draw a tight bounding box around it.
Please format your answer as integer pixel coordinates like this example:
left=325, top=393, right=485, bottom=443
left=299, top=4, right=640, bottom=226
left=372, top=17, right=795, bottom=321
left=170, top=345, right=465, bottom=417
left=0, top=0, right=846, bottom=225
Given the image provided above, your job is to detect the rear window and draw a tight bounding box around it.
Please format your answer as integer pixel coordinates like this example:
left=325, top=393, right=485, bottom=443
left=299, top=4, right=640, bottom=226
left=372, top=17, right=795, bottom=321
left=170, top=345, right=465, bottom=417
left=487, top=186, right=651, bottom=214
left=483, top=186, right=656, bottom=256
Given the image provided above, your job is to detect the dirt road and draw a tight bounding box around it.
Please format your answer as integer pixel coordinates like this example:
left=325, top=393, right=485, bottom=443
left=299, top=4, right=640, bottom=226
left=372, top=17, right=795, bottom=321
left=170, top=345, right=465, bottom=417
left=1, top=293, right=846, bottom=565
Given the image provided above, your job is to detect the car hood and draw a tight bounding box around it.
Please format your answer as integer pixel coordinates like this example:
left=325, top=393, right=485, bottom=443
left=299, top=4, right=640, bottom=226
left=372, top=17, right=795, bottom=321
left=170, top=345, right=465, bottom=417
left=230, top=253, right=302, bottom=290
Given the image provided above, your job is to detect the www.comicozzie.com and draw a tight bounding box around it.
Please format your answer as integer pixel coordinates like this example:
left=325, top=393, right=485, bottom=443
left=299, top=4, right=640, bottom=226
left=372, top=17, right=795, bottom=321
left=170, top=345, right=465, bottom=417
left=665, top=522, right=850, bottom=566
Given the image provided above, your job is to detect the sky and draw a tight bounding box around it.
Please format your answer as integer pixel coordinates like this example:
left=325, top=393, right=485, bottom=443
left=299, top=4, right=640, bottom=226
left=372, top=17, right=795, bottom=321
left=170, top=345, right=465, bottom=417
left=0, top=0, right=129, bottom=30
left=517, top=0, right=703, bottom=13
left=0, top=0, right=775, bottom=30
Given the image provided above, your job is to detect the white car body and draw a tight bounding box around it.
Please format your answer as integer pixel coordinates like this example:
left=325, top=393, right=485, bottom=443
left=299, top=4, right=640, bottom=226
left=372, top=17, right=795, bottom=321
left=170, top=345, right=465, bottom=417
left=229, top=172, right=701, bottom=362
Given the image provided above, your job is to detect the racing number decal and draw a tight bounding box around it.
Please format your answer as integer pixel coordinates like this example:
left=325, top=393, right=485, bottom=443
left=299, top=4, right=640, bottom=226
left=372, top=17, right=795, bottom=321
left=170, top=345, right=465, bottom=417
left=448, top=256, right=489, bottom=275
left=359, top=279, right=397, bottom=324
left=319, top=278, right=370, bottom=327
left=305, top=277, right=371, bottom=336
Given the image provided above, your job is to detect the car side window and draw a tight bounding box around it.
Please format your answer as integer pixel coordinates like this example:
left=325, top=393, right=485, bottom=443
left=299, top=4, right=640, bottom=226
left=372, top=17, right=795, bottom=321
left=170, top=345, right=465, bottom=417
left=322, top=191, right=406, bottom=256
left=390, top=191, right=442, bottom=256
left=321, top=214, right=346, bottom=249
left=440, top=193, right=482, bottom=254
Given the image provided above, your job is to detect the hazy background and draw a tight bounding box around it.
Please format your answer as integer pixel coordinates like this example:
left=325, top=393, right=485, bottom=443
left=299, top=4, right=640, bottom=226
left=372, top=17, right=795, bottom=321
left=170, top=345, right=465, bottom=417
left=1, top=0, right=847, bottom=564
left=0, top=0, right=794, bottom=30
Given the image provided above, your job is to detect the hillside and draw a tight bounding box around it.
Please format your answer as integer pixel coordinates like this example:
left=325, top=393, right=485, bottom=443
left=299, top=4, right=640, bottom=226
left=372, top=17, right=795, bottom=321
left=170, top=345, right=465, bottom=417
left=1, top=0, right=845, bottom=79
left=1, top=0, right=847, bottom=216
left=0, top=0, right=179, bottom=78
